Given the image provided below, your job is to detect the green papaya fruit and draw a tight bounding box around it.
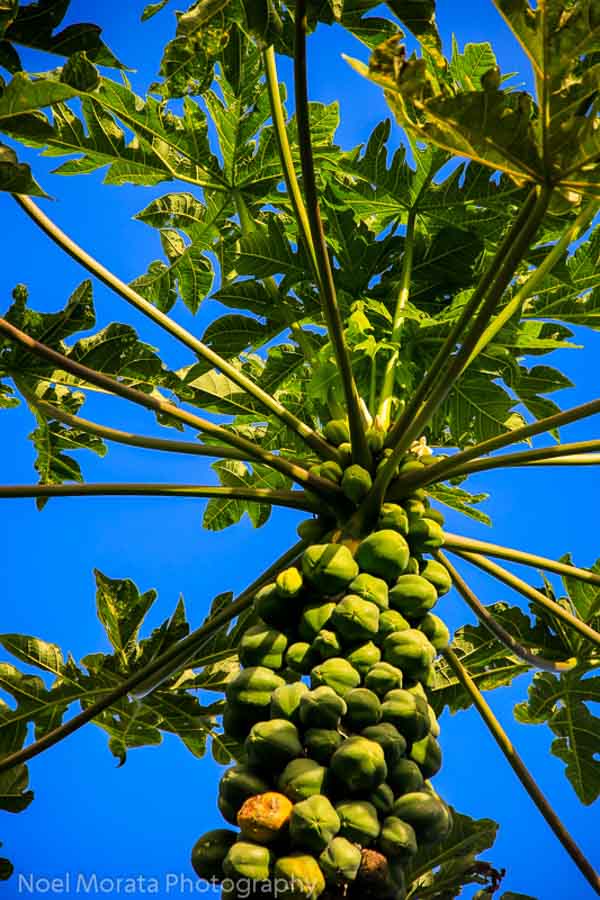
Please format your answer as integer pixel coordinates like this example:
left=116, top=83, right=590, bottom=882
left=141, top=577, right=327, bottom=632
left=366, top=426, right=386, bottom=453
left=191, top=829, right=237, bottom=881
left=323, top=419, right=350, bottom=446
left=419, top=559, right=451, bottom=595
left=299, top=600, right=337, bottom=641
left=377, top=609, right=411, bottom=640
left=403, top=497, right=426, bottom=518
left=222, top=841, right=272, bottom=882
left=364, top=662, right=403, bottom=698
left=255, top=582, right=301, bottom=632
left=336, top=800, right=380, bottom=846
left=217, top=794, right=238, bottom=826
left=422, top=506, right=445, bottom=526
left=286, top=642, right=318, bottom=674
left=312, top=629, right=343, bottom=660
left=348, top=573, right=389, bottom=610
left=347, top=641, right=381, bottom=677
left=380, top=689, right=430, bottom=742
left=405, top=556, right=421, bottom=575
left=299, top=686, right=347, bottom=730
left=419, top=612, right=450, bottom=650
left=378, top=817, right=418, bottom=860
left=377, top=503, right=409, bottom=536
left=222, top=703, right=262, bottom=741
left=410, top=734, right=442, bottom=779
left=398, top=458, right=425, bottom=476
left=297, top=518, right=327, bottom=543
left=392, top=792, right=451, bottom=843
left=427, top=703, right=441, bottom=738
left=341, top=465, right=373, bottom=505
left=237, top=792, right=293, bottom=844
left=302, top=543, right=359, bottom=595
left=278, top=758, right=328, bottom=802
left=337, top=441, right=353, bottom=466
left=320, top=460, right=344, bottom=484
left=319, top=836, right=362, bottom=885
left=361, top=722, right=407, bottom=768
left=344, top=688, right=382, bottom=731
left=271, top=682, right=310, bottom=723
left=330, top=736, right=387, bottom=793
left=303, top=728, right=344, bottom=765
left=370, top=782, right=395, bottom=816
left=408, top=518, right=444, bottom=553
left=226, top=667, right=285, bottom=712
left=245, top=719, right=303, bottom=770
left=290, top=795, right=341, bottom=853
left=239, top=622, right=288, bottom=669
left=356, top=530, right=410, bottom=582
left=389, top=575, right=438, bottom=618
left=331, top=595, right=380, bottom=643
left=382, top=629, right=436, bottom=677
left=219, top=765, right=271, bottom=817
left=277, top=566, right=304, bottom=598
left=273, top=853, right=327, bottom=900
left=310, top=657, right=361, bottom=698
left=387, top=758, right=424, bottom=795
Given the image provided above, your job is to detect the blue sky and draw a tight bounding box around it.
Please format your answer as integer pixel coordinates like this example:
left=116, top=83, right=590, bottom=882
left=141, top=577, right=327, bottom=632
left=0, top=2, right=599, bottom=898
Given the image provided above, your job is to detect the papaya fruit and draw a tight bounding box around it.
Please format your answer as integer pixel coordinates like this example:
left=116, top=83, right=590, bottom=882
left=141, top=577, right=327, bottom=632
left=389, top=575, right=438, bottom=618
left=311, top=629, right=342, bottom=660
left=273, top=853, right=327, bottom=900
left=403, top=497, right=426, bottom=519
left=382, top=629, right=437, bottom=678
left=348, top=573, right=389, bottom=610
left=239, top=622, right=288, bottom=669
left=370, top=782, right=395, bottom=816
left=419, top=612, right=450, bottom=650
left=408, top=518, right=444, bottom=553
left=377, top=503, right=409, bottom=536
left=222, top=702, right=263, bottom=741
left=341, top=465, right=373, bottom=505
left=217, top=794, right=238, bottom=826
left=320, top=460, right=344, bottom=484
left=337, top=441, right=353, bottom=466
left=427, top=703, right=441, bottom=738
left=398, top=458, right=425, bottom=477
left=310, top=658, right=361, bottom=698
left=353, top=849, right=400, bottom=900
left=347, top=641, right=381, bottom=677
left=277, top=566, right=304, bottom=598
left=336, top=800, right=380, bottom=846
left=226, top=667, right=285, bottom=712
left=378, top=817, right=417, bottom=860
left=422, top=506, right=445, bottom=526
left=299, top=686, right=347, bottom=730
left=254, top=582, right=301, bottom=632
left=330, top=736, right=387, bottom=793
left=392, top=792, right=451, bottom=844
left=366, top=425, right=386, bottom=453
left=299, top=601, right=337, bottom=642
left=319, top=836, right=362, bottom=884
left=323, top=419, right=350, bottom=446
left=303, top=728, right=344, bottom=765
left=219, top=765, right=270, bottom=818
left=237, top=792, right=293, bottom=844
left=377, top=609, right=410, bottom=640
left=405, top=556, right=421, bottom=575
left=290, top=795, right=341, bottom=853
left=302, top=543, right=359, bottom=595
left=222, top=841, right=272, bottom=882
left=419, top=559, right=451, bottom=595
left=245, top=719, right=303, bottom=770
left=278, top=758, right=328, bottom=802
left=286, top=642, right=318, bottom=675
left=387, top=758, right=424, bottom=795
left=356, top=530, right=410, bottom=583
left=361, top=722, right=407, bottom=768
left=410, top=734, right=442, bottom=779
left=364, top=662, right=403, bottom=698
left=380, top=689, right=430, bottom=743
left=331, top=595, right=380, bottom=643
left=191, top=828, right=237, bottom=881
left=343, top=688, right=382, bottom=730
left=271, top=682, right=310, bottom=723
left=297, top=518, right=326, bottom=543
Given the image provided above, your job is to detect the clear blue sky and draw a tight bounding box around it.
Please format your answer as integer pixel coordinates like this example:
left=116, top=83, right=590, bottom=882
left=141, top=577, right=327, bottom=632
left=1, top=2, right=598, bottom=898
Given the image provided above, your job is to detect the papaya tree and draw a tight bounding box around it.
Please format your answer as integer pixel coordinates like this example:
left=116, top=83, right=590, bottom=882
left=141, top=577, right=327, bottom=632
left=0, top=0, right=599, bottom=897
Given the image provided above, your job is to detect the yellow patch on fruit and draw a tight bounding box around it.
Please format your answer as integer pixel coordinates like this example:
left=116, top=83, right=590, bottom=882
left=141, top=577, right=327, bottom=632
left=237, top=792, right=293, bottom=844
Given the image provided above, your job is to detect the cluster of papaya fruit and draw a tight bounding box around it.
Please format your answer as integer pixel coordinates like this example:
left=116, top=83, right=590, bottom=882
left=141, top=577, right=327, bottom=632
left=191, top=423, right=452, bottom=899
